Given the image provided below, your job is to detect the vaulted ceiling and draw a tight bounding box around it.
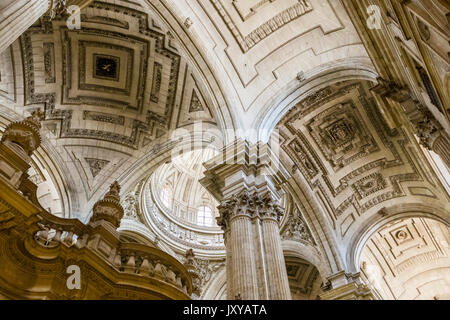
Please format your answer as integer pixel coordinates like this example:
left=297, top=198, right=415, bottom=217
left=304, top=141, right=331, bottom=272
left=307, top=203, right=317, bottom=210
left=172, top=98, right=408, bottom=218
left=0, top=2, right=448, bottom=279
left=153, top=0, right=376, bottom=138
left=0, top=0, right=225, bottom=219
left=360, top=217, right=450, bottom=300
left=0, top=0, right=380, bottom=220
left=276, top=79, right=450, bottom=274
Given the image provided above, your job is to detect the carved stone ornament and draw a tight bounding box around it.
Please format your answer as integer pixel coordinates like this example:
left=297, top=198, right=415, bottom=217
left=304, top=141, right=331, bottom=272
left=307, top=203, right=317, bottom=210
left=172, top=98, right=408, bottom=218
left=183, top=249, right=225, bottom=296
left=281, top=206, right=314, bottom=244
left=122, top=192, right=139, bottom=220
left=217, top=190, right=284, bottom=232
left=184, top=249, right=201, bottom=295
left=412, top=109, right=442, bottom=150
left=90, top=181, right=124, bottom=229
left=371, top=78, right=411, bottom=103
left=1, top=109, right=44, bottom=156
left=48, top=0, right=69, bottom=20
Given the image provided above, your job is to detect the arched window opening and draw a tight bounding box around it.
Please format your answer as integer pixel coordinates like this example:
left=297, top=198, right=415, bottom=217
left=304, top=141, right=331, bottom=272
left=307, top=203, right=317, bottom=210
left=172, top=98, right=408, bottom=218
left=197, top=206, right=213, bottom=227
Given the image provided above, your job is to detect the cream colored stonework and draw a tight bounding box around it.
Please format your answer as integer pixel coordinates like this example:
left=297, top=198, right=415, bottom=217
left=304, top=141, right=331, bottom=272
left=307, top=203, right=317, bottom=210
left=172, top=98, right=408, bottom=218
left=0, top=0, right=448, bottom=300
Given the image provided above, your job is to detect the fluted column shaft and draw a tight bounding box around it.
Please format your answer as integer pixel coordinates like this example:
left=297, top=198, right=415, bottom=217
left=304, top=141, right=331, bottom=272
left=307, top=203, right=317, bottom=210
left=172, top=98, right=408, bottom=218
left=261, top=217, right=291, bottom=299
left=432, top=136, right=450, bottom=169
left=229, top=215, right=259, bottom=299
left=217, top=190, right=292, bottom=300
left=225, top=229, right=233, bottom=299
left=0, top=0, right=50, bottom=54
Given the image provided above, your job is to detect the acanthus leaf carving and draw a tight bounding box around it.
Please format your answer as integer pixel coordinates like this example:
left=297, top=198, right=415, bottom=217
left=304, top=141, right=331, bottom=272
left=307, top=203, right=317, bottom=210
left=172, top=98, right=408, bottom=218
left=217, top=189, right=284, bottom=233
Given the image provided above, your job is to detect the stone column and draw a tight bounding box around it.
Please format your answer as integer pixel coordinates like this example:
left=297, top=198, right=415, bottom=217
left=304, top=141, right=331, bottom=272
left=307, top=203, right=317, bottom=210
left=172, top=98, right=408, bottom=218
left=0, top=0, right=50, bottom=54
left=372, top=78, right=450, bottom=169
left=201, top=140, right=292, bottom=300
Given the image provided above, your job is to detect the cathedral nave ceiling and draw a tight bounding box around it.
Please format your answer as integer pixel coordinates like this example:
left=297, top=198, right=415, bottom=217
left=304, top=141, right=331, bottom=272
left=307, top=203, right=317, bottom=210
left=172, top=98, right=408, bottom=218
left=0, top=0, right=222, bottom=219
left=277, top=80, right=450, bottom=274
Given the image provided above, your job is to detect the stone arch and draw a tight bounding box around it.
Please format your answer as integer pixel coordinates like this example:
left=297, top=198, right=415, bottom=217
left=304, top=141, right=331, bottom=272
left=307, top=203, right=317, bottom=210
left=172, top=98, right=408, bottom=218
left=282, top=240, right=330, bottom=300
left=282, top=240, right=331, bottom=281
left=117, top=126, right=224, bottom=196
left=346, top=203, right=450, bottom=274
left=201, top=267, right=227, bottom=300
left=257, top=60, right=378, bottom=143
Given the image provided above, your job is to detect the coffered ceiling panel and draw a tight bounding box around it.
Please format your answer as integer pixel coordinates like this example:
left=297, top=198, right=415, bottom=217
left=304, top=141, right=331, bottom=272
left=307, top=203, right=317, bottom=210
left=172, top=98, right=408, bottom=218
left=278, top=80, right=450, bottom=242
left=361, top=217, right=450, bottom=300
left=0, top=0, right=220, bottom=219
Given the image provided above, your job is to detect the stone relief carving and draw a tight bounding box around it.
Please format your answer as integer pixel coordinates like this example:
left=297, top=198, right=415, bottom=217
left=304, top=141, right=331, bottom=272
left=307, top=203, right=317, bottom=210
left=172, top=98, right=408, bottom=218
left=307, top=102, right=379, bottom=170
left=352, top=173, right=387, bottom=200
left=281, top=206, right=314, bottom=244
left=411, top=108, right=442, bottom=150
left=43, top=43, right=55, bottom=83
left=122, top=192, right=141, bottom=222
left=48, top=0, right=68, bottom=20
left=184, top=249, right=225, bottom=295
left=85, top=158, right=110, bottom=178
left=189, top=90, right=204, bottom=112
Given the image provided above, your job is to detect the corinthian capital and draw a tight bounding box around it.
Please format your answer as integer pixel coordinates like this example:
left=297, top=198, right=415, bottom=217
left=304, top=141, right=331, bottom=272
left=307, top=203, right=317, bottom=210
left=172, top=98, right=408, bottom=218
left=217, top=190, right=284, bottom=232
left=410, top=108, right=443, bottom=150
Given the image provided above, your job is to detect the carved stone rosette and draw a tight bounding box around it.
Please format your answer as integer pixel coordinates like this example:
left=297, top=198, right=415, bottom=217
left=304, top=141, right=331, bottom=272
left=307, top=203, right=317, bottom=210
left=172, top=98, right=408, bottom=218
left=90, top=181, right=124, bottom=229
left=1, top=110, right=44, bottom=156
